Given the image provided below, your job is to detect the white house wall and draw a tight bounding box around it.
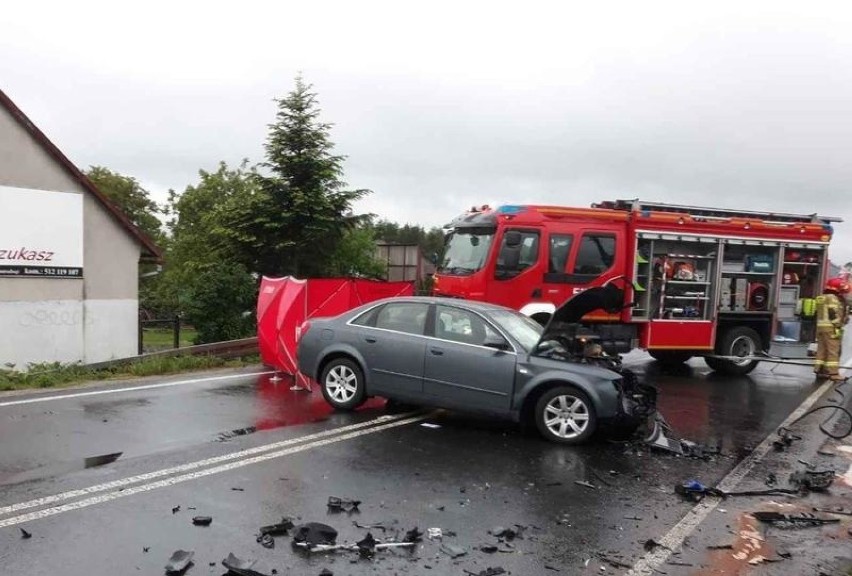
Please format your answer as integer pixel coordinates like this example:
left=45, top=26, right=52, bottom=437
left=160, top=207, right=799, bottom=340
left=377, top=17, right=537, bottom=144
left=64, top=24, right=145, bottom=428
left=0, top=300, right=85, bottom=368
left=0, top=98, right=142, bottom=368
left=83, top=299, right=138, bottom=363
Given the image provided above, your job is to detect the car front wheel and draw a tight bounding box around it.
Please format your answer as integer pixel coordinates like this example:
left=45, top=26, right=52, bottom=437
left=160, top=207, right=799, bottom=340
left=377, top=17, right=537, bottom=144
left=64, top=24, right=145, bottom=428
left=534, top=386, right=597, bottom=444
left=320, top=358, right=366, bottom=411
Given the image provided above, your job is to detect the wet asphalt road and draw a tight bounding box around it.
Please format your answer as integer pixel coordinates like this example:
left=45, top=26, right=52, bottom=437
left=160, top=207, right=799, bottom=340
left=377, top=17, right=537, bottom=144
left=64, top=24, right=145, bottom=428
left=0, top=351, right=842, bottom=576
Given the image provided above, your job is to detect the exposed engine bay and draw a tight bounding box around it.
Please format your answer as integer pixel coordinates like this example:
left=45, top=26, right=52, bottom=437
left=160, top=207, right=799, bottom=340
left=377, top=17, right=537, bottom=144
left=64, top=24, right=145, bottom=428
left=533, top=284, right=658, bottom=422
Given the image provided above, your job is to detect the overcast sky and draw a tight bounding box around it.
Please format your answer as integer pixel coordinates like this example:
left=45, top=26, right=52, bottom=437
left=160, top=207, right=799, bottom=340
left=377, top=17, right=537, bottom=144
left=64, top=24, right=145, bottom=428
left=2, top=1, right=851, bottom=264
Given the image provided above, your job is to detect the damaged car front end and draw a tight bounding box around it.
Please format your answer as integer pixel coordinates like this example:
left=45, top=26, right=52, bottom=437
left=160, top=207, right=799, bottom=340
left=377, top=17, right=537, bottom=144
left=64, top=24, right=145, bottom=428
left=522, top=285, right=658, bottom=441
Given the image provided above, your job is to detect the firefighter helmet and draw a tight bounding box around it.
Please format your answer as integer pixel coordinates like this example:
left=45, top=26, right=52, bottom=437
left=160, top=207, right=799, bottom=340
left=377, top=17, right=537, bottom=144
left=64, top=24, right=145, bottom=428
left=825, top=277, right=851, bottom=294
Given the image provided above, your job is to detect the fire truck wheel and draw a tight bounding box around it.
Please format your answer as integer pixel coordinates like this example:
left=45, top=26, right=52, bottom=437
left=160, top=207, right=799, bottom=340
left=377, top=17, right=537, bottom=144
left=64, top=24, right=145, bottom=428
left=648, top=350, right=693, bottom=366
left=320, top=358, right=367, bottom=411
left=706, top=326, right=761, bottom=375
left=534, top=386, right=597, bottom=444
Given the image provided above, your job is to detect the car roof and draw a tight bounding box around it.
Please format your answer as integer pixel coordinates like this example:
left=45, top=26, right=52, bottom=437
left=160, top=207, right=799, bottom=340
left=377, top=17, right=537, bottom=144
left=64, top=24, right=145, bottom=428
left=365, top=296, right=512, bottom=314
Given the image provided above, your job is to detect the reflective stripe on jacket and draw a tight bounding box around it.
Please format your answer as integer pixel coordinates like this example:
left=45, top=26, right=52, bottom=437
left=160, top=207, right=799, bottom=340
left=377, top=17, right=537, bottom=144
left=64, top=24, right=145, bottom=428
left=815, top=293, right=844, bottom=329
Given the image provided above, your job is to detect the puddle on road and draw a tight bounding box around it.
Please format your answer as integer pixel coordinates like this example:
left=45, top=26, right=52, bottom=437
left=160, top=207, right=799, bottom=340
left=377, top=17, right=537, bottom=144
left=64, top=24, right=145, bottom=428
left=212, top=374, right=386, bottom=442
left=84, top=451, right=123, bottom=468
left=1, top=451, right=124, bottom=486
left=82, top=397, right=151, bottom=417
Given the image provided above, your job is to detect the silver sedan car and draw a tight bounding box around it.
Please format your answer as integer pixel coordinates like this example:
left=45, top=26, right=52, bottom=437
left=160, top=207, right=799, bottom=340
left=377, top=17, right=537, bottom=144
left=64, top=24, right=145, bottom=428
left=297, top=296, right=651, bottom=444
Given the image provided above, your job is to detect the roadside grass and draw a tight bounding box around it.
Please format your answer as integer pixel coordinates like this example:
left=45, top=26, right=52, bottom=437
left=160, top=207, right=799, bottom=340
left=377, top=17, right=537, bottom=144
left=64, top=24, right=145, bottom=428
left=141, top=327, right=199, bottom=351
left=0, top=354, right=260, bottom=392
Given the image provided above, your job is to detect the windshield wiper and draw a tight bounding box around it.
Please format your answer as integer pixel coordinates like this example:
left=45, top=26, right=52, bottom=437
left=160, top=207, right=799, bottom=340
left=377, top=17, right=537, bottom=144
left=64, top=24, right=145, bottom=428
left=440, top=266, right=476, bottom=275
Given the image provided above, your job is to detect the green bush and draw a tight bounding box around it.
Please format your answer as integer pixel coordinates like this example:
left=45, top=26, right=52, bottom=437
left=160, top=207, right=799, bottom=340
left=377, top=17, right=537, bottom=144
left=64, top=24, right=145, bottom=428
left=0, top=355, right=259, bottom=391
left=184, top=262, right=258, bottom=344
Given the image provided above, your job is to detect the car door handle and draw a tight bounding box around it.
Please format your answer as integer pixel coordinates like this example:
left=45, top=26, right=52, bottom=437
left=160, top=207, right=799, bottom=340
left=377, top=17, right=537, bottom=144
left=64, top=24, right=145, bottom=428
left=430, top=347, right=444, bottom=356
left=364, top=337, right=377, bottom=343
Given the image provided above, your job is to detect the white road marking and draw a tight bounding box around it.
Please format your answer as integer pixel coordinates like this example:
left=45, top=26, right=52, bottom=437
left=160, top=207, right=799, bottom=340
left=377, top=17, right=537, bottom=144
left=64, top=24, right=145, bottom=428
left=0, top=411, right=417, bottom=517
left=0, top=371, right=274, bottom=407
left=0, top=413, right=429, bottom=528
left=627, top=355, right=852, bottom=576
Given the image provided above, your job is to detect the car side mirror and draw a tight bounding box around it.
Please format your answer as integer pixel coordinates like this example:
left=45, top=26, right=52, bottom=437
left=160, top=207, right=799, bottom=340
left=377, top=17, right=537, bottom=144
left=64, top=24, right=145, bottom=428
left=483, top=334, right=511, bottom=351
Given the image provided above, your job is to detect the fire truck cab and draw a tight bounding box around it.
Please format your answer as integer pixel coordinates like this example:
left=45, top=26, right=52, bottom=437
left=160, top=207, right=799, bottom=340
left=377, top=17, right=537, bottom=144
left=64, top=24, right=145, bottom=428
left=433, top=200, right=841, bottom=375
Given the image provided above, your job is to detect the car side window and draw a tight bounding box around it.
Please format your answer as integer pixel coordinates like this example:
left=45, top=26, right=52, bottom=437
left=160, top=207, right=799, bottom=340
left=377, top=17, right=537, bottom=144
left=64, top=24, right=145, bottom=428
left=573, top=233, right=616, bottom=275
left=435, top=305, right=500, bottom=346
left=495, top=230, right=540, bottom=279
left=374, top=302, right=429, bottom=335
left=549, top=234, right=573, bottom=273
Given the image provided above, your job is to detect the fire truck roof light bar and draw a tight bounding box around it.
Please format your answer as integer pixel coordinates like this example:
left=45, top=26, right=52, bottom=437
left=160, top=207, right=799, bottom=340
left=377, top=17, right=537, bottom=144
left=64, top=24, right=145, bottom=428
left=597, top=199, right=843, bottom=225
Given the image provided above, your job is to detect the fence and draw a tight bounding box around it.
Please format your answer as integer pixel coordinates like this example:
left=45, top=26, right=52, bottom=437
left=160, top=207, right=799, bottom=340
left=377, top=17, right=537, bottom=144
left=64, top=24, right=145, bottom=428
left=138, top=316, right=193, bottom=354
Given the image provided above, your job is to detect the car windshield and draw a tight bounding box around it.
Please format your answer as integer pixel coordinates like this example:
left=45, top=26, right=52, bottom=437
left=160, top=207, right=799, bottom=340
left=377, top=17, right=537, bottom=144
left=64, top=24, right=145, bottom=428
left=488, top=310, right=543, bottom=353
left=438, top=228, right=495, bottom=275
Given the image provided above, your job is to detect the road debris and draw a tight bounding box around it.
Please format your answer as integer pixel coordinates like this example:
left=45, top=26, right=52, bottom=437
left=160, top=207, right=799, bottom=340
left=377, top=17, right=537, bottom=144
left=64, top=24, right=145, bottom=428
left=463, top=568, right=506, bottom=576
left=812, top=507, right=852, bottom=516
left=707, top=543, right=734, bottom=550
left=772, top=429, right=801, bottom=452
left=327, top=496, right=360, bottom=513
left=20, top=528, right=32, bottom=539
left=171, top=506, right=181, bottom=514
left=440, top=543, right=467, bottom=558
left=574, top=480, right=597, bottom=489
left=752, top=511, right=840, bottom=528
left=292, top=523, right=338, bottom=547
left=643, top=539, right=670, bottom=552
left=427, top=527, right=443, bottom=540
left=293, top=532, right=419, bottom=555
left=355, top=533, right=377, bottom=558
left=404, top=527, right=424, bottom=542
left=489, top=525, right=524, bottom=540
left=164, top=550, right=194, bottom=574
left=789, top=469, right=835, bottom=492
left=259, top=517, right=295, bottom=536
left=222, top=552, right=269, bottom=576
left=191, top=516, right=212, bottom=526
left=675, top=479, right=799, bottom=501
left=644, top=414, right=719, bottom=458
left=353, top=520, right=389, bottom=532
left=258, top=534, right=275, bottom=549
left=598, top=554, right=631, bottom=569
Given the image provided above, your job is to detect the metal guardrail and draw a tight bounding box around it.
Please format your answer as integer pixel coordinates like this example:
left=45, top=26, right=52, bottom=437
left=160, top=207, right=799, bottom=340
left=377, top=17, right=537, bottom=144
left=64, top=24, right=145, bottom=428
left=84, top=337, right=259, bottom=371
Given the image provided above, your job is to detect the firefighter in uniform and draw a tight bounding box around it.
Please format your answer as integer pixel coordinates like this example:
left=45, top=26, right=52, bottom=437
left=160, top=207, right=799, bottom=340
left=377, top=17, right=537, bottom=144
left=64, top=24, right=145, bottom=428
left=814, top=277, right=851, bottom=381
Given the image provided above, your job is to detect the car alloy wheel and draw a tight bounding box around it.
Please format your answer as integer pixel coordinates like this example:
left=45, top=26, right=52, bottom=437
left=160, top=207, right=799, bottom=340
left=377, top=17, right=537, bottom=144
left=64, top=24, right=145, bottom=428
left=544, top=394, right=590, bottom=439
left=320, top=358, right=366, bottom=411
left=326, top=365, right=358, bottom=402
left=534, top=386, right=597, bottom=444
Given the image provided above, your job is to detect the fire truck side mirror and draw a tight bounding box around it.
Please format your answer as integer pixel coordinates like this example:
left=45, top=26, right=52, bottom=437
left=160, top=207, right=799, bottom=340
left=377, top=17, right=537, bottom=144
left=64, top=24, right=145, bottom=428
left=504, top=231, right=522, bottom=247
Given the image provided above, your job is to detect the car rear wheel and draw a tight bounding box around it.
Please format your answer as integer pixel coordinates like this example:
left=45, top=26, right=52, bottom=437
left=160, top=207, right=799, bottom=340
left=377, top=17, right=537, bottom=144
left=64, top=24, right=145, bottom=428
left=320, top=358, right=366, bottom=411
left=534, top=386, right=597, bottom=444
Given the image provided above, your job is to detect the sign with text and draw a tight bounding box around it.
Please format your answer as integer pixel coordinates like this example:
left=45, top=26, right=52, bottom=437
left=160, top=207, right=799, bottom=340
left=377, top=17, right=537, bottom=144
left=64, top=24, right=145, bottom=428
left=0, top=186, right=84, bottom=278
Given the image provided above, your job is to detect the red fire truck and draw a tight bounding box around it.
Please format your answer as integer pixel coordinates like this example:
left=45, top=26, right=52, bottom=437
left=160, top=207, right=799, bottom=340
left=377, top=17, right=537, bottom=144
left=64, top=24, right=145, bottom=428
left=433, top=200, right=841, bottom=375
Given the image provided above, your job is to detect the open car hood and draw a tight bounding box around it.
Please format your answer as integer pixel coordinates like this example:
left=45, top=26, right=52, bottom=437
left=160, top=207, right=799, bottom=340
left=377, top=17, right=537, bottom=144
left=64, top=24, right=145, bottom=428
left=534, top=284, right=626, bottom=351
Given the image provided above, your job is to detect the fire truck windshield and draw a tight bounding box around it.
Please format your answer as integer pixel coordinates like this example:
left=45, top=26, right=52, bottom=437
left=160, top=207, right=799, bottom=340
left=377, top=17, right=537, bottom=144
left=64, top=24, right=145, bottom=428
left=439, top=228, right=495, bottom=276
